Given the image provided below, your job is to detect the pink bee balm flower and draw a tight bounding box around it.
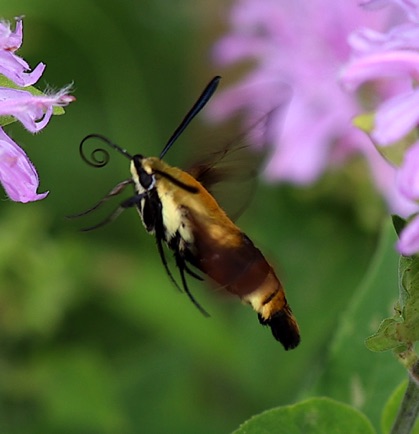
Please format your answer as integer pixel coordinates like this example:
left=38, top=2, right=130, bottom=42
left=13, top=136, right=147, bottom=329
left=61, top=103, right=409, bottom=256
left=341, top=1, right=419, bottom=146
left=341, top=48, right=419, bottom=148
left=0, top=128, right=47, bottom=202
left=340, top=0, right=419, bottom=255
left=0, top=86, right=73, bottom=133
left=0, top=18, right=74, bottom=202
left=209, top=0, right=417, bottom=217
left=0, top=18, right=45, bottom=87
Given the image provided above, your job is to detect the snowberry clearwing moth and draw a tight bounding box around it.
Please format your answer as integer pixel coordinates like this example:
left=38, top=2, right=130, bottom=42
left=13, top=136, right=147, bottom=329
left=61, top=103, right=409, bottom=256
left=71, top=77, right=300, bottom=350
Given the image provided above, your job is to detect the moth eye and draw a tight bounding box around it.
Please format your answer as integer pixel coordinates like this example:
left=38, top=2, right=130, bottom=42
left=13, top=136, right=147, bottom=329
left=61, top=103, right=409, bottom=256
left=140, top=170, right=154, bottom=189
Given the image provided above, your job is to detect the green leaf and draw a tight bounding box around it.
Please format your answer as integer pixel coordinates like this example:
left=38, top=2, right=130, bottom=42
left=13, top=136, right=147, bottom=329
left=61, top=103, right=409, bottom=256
left=0, top=115, right=17, bottom=127
left=399, top=254, right=419, bottom=311
left=381, top=381, right=406, bottom=434
left=311, top=219, right=405, bottom=429
left=366, top=244, right=419, bottom=353
left=232, top=398, right=375, bottom=434
left=365, top=318, right=406, bottom=352
left=0, top=74, right=46, bottom=96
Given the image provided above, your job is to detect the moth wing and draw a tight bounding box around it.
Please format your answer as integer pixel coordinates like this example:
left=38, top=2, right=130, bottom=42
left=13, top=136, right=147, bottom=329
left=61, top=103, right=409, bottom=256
left=181, top=206, right=268, bottom=297
left=185, top=114, right=271, bottom=221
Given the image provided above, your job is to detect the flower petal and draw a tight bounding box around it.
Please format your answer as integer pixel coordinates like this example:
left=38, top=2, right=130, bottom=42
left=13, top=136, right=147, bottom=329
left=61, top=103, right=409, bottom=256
left=0, top=128, right=48, bottom=202
left=360, top=0, right=419, bottom=22
left=394, top=0, right=419, bottom=23
left=371, top=89, right=419, bottom=145
left=397, top=214, right=419, bottom=256
left=363, top=142, right=419, bottom=216
left=359, top=0, right=392, bottom=9
left=0, top=19, right=45, bottom=87
left=341, top=50, right=419, bottom=90
left=0, top=87, right=74, bottom=133
left=397, top=141, right=419, bottom=200
left=0, top=19, right=22, bottom=51
left=0, top=51, right=45, bottom=87
left=349, top=23, right=419, bottom=55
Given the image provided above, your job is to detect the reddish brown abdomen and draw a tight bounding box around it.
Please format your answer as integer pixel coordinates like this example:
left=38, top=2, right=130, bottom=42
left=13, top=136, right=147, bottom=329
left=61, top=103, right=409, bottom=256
left=192, top=227, right=300, bottom=350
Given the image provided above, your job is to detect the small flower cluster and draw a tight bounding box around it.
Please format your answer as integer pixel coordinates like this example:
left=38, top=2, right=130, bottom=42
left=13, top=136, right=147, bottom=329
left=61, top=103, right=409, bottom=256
left=210, top=0, right=419, bottom=256
left=0, top=18, right=74, bottom=202
left=341, top=0, right=419, bottom=255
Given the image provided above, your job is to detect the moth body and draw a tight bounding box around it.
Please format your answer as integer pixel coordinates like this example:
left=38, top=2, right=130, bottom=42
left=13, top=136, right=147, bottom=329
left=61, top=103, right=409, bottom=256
left=76, top=76, right=300, bottom=350
left=131, top=155, right=300, bottom=350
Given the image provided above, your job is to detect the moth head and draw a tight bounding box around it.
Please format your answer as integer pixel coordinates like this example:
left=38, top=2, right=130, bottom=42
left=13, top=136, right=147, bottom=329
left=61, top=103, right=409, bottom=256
left=130, top=154, right=155, bottom=190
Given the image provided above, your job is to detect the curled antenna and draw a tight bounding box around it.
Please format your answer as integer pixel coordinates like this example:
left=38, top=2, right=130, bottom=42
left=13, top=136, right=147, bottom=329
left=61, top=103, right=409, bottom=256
left=80, top=133, right=133, bottom=168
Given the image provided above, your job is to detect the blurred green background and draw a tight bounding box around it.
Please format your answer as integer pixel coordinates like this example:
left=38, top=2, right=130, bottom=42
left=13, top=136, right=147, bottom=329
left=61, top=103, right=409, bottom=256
left=0, top=1, right=406, bottom=433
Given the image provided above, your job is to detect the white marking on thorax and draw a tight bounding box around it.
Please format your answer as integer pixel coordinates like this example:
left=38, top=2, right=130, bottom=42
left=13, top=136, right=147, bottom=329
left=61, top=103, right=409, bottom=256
left=130, top=160, right=194, bottom=245
left=130, top=164, right=151, bottom=232
left=159, top=190, right=194, bottom=245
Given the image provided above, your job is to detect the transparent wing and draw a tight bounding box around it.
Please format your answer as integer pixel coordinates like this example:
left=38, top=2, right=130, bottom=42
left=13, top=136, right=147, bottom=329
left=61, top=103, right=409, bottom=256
left=185, top=113, right=271, bottom=221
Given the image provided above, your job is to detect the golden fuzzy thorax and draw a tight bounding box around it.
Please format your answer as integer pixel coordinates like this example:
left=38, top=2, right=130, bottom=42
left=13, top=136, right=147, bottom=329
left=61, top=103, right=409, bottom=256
left=139, top=157, right=243, bottom=246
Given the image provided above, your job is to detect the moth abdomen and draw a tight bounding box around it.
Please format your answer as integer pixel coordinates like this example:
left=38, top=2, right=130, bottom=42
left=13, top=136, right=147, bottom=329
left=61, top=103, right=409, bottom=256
left=240, top=265, right=300, bottom=350
left=258, top=305, right=300, bottom=350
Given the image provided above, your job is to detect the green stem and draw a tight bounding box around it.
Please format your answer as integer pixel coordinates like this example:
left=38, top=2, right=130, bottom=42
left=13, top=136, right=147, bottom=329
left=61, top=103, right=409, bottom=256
left=391, top=361, right=419, bottom=434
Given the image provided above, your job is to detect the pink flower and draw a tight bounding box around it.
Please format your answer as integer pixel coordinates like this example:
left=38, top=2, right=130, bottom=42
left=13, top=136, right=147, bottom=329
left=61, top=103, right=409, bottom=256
left=0, top=18, right=74, bottom=202
left=0, top=19, right=45, bottom=87
left=397, top=142, right=419, bottom=202
left=0, top=87, right=73, bottom=133
left=341, top=52, right=419, bottom=148
left=342, top=50, right=419, bottom=145
left=341, top=2, right=419, bottom=147
left=397, top=214, right=419, bottom=255
left=0, top=128, right=47, bottom=202
left=340, top=1, right=419, bottom=254
left=208, top=0, right=416, bottom=216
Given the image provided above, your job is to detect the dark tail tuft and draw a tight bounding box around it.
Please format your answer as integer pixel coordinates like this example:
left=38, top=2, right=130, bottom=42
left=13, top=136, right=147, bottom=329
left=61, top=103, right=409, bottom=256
left=259, top=307, right=300, bottom=350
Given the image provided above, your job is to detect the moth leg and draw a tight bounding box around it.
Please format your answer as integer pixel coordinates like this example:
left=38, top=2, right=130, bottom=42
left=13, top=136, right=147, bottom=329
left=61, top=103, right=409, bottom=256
left=175, top=251, right=209, bottom=317
left=184, top=264, right=204, bottom=281
left=80, top=192, right=146, bottom=231
left=68, top=179, right=133, bottom=218
left=155, top=234, right=183, bottom=293
left=166, top=232, right=203, bottom=282
left=163, top=230, right=207, bottom=314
